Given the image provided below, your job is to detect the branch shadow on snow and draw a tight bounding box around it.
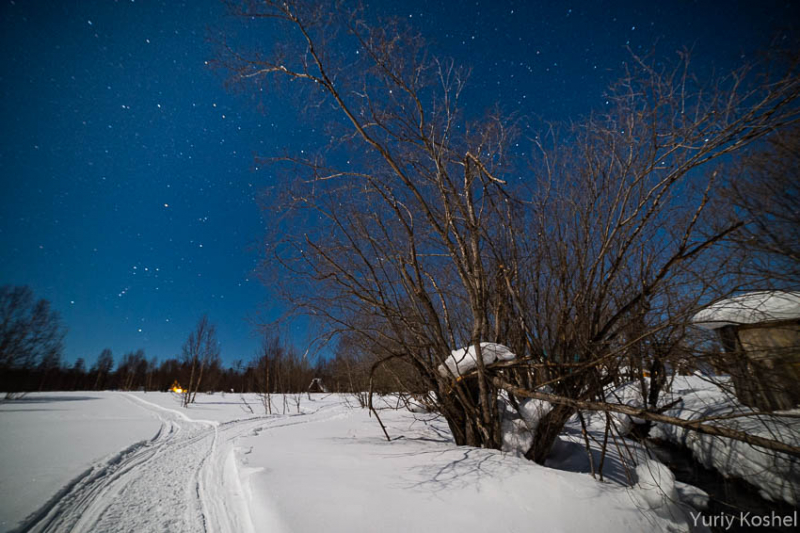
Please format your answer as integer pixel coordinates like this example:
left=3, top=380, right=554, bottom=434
left=391, top=434, right=452, bottom=444
left=392, top=446, right=518, bottom=493
left=545, top=436, right=634, bottom=487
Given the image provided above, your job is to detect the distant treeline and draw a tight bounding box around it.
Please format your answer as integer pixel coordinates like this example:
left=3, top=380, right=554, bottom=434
left=0, top=285, right=406, bottom=396
left=0, top=346, right=333, bottom=394
left=1, top=345, right=421, bottom=398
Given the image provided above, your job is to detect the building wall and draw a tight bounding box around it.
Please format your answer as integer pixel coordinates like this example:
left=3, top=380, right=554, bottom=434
left=726, top=320, right=800, bottom=410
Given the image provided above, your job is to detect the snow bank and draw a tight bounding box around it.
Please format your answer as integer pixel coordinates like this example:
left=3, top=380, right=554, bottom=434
left=692, top=291, right=800, bottom=329
left=674, top=481, right=709, bottom=511
left=652, top=375, right=800, bottom=505
left=438, top=342, right=515, bottom=378
left=634, top=459, right=689, bottom=527
left=500, top=397, right=552, bottom=456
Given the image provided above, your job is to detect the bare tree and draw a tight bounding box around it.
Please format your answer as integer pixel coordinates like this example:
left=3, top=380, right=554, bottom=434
left=117, top=349, right=148, bottom=391
left=182, top=315, right=221, bottom=407
left=0, top=285, right=66, bottom=397
left=92, top=348, right=114, bottom=390
left=0, top=286, right=65, bottom=371
left=219, top=1, right=800, bottom=462
left=145, top=356, right=158, bottom=392
left=253, top=333, right=282, bottom=414
left=476, top=48, right=800, bottom=462
left=221, top=0, right=518, bottom=449
left=724, top=126, right=800, bottom=286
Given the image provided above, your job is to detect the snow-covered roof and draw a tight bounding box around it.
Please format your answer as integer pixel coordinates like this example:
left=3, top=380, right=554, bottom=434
left=437, top=342, right=516, bottom=378
left=691, top=291, right=800, bottom=330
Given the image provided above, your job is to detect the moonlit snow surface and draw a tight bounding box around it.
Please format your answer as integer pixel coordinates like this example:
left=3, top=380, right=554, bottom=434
left=1, top=391, right=696, bottom=532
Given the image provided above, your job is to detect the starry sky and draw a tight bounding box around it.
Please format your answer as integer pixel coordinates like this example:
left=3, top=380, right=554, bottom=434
left=1, top=0, right=796, bottom=368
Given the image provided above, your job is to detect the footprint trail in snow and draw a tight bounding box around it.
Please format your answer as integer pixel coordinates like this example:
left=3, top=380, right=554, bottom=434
left=17, top=395, right=342, bottom=533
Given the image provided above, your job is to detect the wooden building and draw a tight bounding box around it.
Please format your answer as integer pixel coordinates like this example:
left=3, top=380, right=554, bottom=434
left=692, top=291, right=800, bottom=411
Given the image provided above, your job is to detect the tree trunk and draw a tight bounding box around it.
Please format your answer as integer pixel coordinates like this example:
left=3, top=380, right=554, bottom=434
left=525, top=403, right=575, bottom=464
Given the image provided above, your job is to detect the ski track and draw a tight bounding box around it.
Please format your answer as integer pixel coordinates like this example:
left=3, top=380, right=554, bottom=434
left=15, top=395, right=347, bottom=533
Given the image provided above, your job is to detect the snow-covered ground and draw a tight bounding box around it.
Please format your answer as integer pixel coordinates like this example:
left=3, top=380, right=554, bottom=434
left=1, top=391, right=698, bottom=532
left=0, top=393, right=161, bottom=531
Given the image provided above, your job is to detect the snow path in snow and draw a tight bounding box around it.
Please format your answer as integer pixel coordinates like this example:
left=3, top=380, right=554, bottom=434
left=15, top=394, right=344, bottom=533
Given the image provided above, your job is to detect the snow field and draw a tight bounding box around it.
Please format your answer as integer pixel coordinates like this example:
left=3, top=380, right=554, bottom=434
left=2, top=391, right=705, bottom=532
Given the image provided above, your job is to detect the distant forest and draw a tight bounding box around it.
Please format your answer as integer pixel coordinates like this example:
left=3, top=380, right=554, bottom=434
left=1, top=346, right=321, bottom=395
left=0, top=339, right=393, bottom=398
left=0, top=285, right=382, bottom=396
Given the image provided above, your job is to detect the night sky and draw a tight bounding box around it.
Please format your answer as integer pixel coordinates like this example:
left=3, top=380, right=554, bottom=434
left=1, top=1, right=796, bottom=367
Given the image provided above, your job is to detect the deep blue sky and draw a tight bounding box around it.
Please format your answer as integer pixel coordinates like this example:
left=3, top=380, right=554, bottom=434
left=1, top=1, right=796, bottom=368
